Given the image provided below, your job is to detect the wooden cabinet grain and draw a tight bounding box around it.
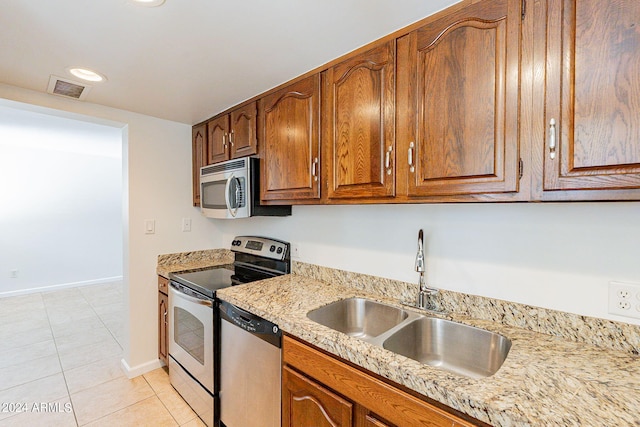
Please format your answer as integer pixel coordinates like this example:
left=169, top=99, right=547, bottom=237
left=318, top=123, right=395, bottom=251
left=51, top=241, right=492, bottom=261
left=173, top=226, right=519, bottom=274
left=207, top=115, right=230, bottom=165
left=396, top=0, right=521, bottom=198
left=229, top=102, right=259, bottom=159
left=158, top=276, right=169, bottom=366
left=193, top=0, right=640, bottom=204
left=283, top=335, right=481, bottom=427
left=207, top=101, right=258, bottom=165
left=282, top=366, right=354, bottom=427
left=322, top=40, right=396, bottom=200
left=260, top=74, right=321, bottom=202
left=364, top=415, right=393, bottom=427
left=538, top=0, right=640, bottom=196
left=192, top=124, right=207, bottom=207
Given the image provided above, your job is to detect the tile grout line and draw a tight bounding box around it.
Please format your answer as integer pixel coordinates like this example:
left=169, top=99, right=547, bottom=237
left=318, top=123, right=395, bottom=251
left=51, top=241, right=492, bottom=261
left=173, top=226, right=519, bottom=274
left=42, top=289, right=81, bottom=427
left=1, top=283, right=193, bottom=426
left=141, top=373, right=182, bottom=426
left=78, top=285, right=125, bottom=352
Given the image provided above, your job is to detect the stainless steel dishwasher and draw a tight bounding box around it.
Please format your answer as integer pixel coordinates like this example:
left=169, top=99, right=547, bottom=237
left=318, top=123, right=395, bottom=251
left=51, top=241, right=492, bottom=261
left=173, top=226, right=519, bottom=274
left=219, top=300, right=282, bottom=427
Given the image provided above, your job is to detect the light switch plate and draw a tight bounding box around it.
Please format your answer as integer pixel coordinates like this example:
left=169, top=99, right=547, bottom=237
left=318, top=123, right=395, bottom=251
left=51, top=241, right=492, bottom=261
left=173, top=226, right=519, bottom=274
left=144, top=219, right=155, bottom=234
left=608, top=281, right=640, bottom=320
left=182, top=218, right=192, bottom=232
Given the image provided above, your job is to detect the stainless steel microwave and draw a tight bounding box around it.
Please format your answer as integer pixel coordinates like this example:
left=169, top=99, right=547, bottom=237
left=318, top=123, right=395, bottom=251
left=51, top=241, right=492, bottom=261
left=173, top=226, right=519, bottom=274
left=200, top=157, right=291, bottom=219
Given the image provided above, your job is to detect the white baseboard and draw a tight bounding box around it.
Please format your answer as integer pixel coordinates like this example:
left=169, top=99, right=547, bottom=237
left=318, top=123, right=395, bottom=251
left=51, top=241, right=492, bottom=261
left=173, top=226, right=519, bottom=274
left=120, top=357, right=164, bottom=379
left=0, top=276, right=124, bottom=298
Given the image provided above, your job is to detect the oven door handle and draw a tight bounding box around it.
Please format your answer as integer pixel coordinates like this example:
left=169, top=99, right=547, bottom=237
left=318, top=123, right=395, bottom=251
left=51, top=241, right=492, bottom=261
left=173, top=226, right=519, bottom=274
left=169, top=283, right=213, bottom=307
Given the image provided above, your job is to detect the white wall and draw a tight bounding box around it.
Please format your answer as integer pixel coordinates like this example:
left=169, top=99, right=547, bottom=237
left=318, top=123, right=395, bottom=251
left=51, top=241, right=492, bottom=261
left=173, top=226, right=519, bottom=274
left=213, top=202, right=640, bottom=326
left=0, top=85, right=220, bottom=373
left=0, top=105, right=123, bottom=295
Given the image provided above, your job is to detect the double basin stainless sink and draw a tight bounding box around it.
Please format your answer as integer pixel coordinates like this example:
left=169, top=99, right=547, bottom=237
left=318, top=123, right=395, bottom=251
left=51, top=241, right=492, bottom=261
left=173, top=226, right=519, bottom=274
left=307, top=297, right=511, bottom=379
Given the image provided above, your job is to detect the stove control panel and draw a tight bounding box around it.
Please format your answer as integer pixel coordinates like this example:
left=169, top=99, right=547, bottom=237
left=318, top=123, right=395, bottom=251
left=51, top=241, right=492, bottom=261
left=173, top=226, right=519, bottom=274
left=231, top=236, right=289, bottom=261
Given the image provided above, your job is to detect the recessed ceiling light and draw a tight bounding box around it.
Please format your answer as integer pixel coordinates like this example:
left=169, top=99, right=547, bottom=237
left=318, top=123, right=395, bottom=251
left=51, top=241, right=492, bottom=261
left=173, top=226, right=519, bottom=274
left=67, top=67, right=107, bottom=83
left=130, top=0, right=166, bottom=7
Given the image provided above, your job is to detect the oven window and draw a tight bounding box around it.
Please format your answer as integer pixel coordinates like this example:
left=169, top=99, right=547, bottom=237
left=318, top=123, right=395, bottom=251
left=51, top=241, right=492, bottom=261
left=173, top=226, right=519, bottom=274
left=173, top=307, right=205, bottom=365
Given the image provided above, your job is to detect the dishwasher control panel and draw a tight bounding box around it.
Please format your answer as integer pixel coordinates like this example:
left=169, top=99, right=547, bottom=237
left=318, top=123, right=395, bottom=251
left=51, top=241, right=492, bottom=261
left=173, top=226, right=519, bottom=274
left=220, top=301, right=281, bottom=347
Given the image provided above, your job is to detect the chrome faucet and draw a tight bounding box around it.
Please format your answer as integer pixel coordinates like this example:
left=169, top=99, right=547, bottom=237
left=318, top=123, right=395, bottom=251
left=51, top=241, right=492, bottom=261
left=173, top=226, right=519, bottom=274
left=415, top=229, right=438, bottom=310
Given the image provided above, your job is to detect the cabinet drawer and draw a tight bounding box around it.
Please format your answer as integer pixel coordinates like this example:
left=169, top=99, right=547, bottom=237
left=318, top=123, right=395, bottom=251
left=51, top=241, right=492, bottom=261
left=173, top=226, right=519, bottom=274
left=158, top=275, right=169, bottom=295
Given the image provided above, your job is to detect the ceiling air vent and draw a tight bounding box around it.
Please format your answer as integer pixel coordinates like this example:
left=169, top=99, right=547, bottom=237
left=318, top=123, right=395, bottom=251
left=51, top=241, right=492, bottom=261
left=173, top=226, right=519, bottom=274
left=47, top=75, right=92, bottom=100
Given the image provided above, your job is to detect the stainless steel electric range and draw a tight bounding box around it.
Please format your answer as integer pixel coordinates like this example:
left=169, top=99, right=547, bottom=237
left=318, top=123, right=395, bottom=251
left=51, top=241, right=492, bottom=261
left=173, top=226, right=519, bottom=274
left=167, top=236, right=290, bottom=427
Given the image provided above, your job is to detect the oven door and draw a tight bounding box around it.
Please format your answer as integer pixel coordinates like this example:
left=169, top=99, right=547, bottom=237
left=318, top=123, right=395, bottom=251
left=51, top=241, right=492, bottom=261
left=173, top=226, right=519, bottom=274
left=168, top=284, right=215, bottom=394
left=201, top=172, right=250, bottom=219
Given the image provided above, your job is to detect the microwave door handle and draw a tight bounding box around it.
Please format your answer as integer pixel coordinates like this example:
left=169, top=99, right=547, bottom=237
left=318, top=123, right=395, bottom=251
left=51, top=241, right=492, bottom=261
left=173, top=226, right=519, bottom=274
left=224, top=175, right=239, bottom=218
left=224, top=175, right=233, bottom=217
left=230, top=177, right=240, bottom=217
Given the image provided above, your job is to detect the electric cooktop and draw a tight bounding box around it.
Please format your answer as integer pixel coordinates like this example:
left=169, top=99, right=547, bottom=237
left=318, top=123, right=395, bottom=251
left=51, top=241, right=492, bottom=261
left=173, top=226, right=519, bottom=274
left=169, top=266, right=234, bottom=299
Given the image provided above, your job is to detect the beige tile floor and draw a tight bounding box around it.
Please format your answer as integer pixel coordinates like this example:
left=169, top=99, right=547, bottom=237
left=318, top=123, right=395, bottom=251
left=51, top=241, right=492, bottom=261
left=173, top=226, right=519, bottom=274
left=0, top=282, right=205, bottom=427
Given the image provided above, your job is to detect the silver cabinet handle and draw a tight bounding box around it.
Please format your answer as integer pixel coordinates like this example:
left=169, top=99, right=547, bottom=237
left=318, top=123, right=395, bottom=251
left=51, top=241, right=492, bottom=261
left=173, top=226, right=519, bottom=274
left=311, top=157, right=319, bottom=181
left=229, top=130, right=234, bottom=146
left=163, top=310, right=167, bottom=325
left=385, top=146, right=393, bottom=175
left=549, top=118, right=556, bottom=160
left=408, top=142, right=415, bottom=173
left=222, top=133, right=227, bottom=150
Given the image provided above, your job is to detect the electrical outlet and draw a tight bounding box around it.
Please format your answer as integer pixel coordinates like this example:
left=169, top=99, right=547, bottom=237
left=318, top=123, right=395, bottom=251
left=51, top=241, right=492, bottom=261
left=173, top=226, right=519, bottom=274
left=9, top=270, right=18, bottom=279
left=608, top=281, right=640, bottom=319
left=291, top=243, right=301, bottom=259
left=182, top=218, right=192, bottom=232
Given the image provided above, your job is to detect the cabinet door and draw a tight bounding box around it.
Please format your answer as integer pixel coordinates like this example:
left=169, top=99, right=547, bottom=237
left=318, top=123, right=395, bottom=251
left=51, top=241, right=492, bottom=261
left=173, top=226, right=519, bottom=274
left=158, top=292, right=168, bottom=365
left=397, top=0, right=521, bottom=197
left=282, top=366, right=353, bottom=427
left=230, top=101, right=258, bottom=159
left=362, top=411, right=395, bottom=427
left=192, top=124, right=207, bottom=207
left=260, top=74, right=321, bottom=201
left=207, top=115, right=230, bottom=164
left=323, top=41, right=395, bottom=199
left=542, top=0, right=640, bottom=191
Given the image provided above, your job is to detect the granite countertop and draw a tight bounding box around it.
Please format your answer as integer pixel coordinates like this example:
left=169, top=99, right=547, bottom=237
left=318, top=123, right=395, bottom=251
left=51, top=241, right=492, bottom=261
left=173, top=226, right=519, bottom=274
left=216, top=274, right=640, bottom=427
left=156, top=249, right=233, bottom=278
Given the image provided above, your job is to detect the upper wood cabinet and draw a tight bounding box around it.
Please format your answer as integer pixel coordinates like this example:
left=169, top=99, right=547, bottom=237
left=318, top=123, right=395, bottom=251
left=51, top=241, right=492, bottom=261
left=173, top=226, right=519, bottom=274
left=230, top=102, right=259, bottom=158
left=260, top=74, right=321, bottom=202
left=540, top=0, right=640, bottom=193
left=396, top=0, right=521, bottom=197
left=207, top=101, right=258, bottom=164
left=207, top=114, right=229, bottom=164
left=322, top=40, right=396, bottom=200
left=193, top=0, right=640, bottom=205
left=192, top=124, right=207, bottom=207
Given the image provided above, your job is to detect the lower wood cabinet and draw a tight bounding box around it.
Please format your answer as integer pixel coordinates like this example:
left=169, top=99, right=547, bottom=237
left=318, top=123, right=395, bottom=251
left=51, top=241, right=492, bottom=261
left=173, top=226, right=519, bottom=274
left=158, top=275, right=169, bottom=366
left=283, top=366, right=353, bottom=427
left=282, top=335, right=483, bottom=427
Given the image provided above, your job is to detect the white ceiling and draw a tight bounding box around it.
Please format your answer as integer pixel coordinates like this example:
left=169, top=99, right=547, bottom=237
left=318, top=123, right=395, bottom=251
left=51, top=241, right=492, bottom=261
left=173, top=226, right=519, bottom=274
left=0, top=0, right=458, bottom=125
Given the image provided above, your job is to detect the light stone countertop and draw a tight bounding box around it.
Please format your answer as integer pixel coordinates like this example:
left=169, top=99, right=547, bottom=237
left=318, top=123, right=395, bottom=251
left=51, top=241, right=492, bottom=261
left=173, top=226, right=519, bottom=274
left=156, top=249, right=233, bottom=278
left=216, top=273, right=640, bottom=427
